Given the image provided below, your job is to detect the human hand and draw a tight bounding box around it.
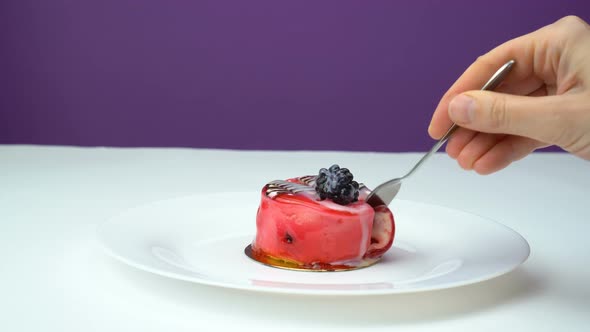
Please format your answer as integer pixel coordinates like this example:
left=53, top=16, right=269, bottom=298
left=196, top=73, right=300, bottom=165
left=428, top=15, right=590, bottom=174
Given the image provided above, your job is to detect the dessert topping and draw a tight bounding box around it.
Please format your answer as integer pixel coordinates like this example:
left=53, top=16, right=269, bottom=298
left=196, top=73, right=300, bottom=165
left=315, top=164, right=360, bottom=205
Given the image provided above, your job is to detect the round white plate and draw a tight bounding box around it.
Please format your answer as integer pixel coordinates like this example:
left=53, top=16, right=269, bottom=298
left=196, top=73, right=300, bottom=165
left=97, top=192, right=529, bottom=296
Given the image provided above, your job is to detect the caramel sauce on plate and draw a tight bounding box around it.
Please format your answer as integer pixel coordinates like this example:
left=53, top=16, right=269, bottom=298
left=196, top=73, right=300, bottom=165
left=244, top=245, right=380, bottom=272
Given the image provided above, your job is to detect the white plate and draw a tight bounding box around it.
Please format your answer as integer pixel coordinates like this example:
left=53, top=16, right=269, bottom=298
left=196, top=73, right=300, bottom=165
left=97, top=192, right=529, bottom=296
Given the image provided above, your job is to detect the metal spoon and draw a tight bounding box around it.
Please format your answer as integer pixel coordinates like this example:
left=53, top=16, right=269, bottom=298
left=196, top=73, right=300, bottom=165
left=365, top=59, right=516, bottom=207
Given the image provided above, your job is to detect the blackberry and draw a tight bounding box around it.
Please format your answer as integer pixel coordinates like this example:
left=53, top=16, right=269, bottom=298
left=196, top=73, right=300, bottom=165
left=315, top=164, right=360, bottom=205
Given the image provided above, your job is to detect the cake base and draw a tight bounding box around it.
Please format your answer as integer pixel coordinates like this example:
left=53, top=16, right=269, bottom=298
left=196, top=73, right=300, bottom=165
left=244, top=245, right=381, bottom=272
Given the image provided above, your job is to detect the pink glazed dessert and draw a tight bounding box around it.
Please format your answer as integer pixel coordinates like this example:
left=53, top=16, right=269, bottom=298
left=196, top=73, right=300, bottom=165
left=250, top=165, right=395, bottom=271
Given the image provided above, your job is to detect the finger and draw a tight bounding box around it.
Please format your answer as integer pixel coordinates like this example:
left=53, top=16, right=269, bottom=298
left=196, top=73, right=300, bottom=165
left=445, top=127, right=477, bottom=159
left=472, top=136, right=547, bottom=175
left=429, top=51, right=541, bottom=139
left=429, top=75, right=542, bottom=141
left=435, top=77, right=543, bottom=156
left=428, top=20, right=564, bottom=139
left=447, top=91, right=578, bottom=146
left=456, top=133, right=504, bottom=170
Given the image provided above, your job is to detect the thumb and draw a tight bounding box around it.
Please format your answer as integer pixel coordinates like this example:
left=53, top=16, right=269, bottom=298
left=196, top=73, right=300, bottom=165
left=448, top=91, right=572, bottom=145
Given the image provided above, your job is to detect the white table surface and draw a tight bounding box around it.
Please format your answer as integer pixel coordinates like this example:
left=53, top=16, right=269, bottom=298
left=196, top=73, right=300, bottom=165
left=1, top=145, right=589, bottom=331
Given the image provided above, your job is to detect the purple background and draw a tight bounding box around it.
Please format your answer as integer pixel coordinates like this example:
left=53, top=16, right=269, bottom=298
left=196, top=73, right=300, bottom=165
left=1, top=1, right=588, bottom=151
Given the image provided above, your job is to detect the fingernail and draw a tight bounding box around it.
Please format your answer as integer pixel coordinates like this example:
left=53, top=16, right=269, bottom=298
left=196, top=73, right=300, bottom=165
left=449, top=95, right=476, bottom=124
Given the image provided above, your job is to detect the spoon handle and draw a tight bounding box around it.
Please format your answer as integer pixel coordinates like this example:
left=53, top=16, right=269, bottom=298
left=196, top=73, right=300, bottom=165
left=401, top=59, right=516, bottom=180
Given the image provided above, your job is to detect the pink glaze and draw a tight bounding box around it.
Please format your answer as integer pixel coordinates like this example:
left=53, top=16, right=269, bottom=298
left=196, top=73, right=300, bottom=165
left=254, top=190, right=374, bottom=265
left=253, top=177, right=395, bottom=267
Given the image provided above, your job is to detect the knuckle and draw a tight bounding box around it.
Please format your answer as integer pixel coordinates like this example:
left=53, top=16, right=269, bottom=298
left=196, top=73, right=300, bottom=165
left=488, top=96, right=509, bottom=130
left=474, top=53, right=494, bottom=68
left=475, top=54, right=487, bottom=62
left=553, top=15, right=589, bottom=34
left=559, top=15, right=587, bottom=27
